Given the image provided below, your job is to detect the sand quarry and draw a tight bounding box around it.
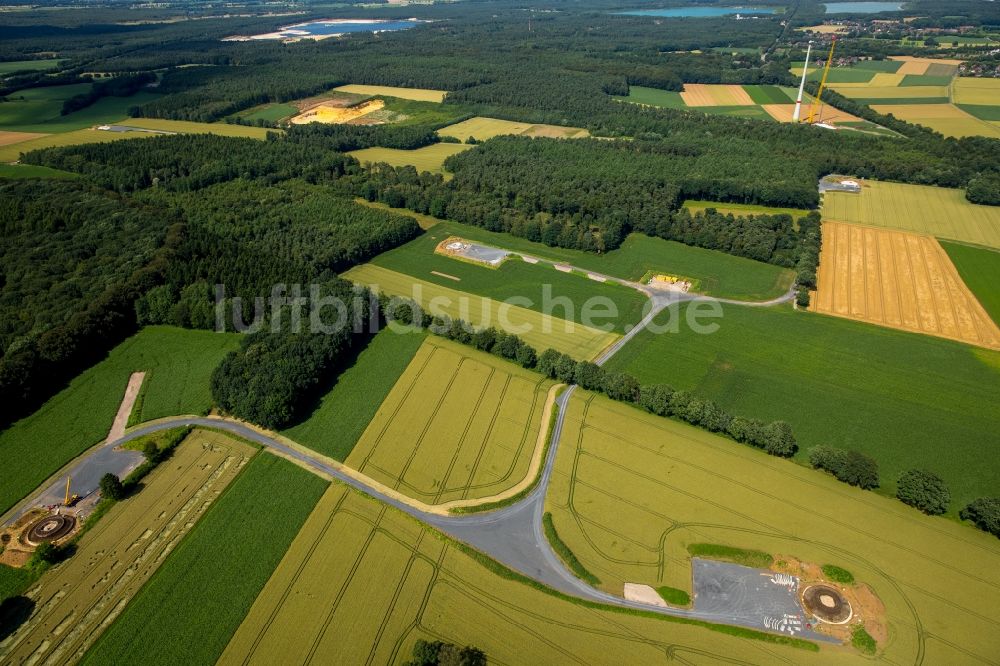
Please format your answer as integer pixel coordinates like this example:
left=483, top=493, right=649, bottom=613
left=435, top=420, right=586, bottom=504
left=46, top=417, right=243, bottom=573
left=811, top=221, right=1000, bottom=350
left=291, top=98, right=385, bottom=125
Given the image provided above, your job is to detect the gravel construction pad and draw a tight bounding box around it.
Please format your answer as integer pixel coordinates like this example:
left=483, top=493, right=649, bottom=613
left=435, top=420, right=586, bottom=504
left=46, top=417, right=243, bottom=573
left=692, top=559, right=817, bottom=638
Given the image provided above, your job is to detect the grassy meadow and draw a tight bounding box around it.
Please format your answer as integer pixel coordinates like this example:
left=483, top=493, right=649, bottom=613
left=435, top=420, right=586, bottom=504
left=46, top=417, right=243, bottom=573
left=0, top=83, right=162, bottom=133
left=343, top=264, right=620, bottom=360
left=0, top=163, right=79, bottom=179
left=545, top=391, right=1000, bottom=664
left=682, top=199, right=813, bottom=220
left=941, top=241, right=1000, bottom=326
left=345, top=336, right=552, bottom=504
left=367, top=213, right=794, bottom=301
left=218, top=483, right=855, bottom=665
left=604, top=303, right=1000, bottom=510
left=821, top=180, right=1000, bottom=249
left=81, top=453, right=327, bottom=666
left=0, top=59, right=62, bottom=74
left=369, top=227, right=650, bottom=334
left=0, top=326, right=239, bottom=515
left=282, top=327, right=428, bottom=461
left=349, top=143, right=472, bottom=175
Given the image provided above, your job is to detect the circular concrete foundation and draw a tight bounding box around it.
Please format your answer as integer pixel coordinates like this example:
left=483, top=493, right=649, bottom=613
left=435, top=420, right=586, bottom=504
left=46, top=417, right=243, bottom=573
left=26, top=515, right=75, bottom=545
left=802, top=584, right=852, bottom=624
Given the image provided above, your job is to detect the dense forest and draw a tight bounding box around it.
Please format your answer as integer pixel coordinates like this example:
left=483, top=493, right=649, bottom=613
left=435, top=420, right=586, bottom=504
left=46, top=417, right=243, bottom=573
left=4, top=136, right=422, bottom=428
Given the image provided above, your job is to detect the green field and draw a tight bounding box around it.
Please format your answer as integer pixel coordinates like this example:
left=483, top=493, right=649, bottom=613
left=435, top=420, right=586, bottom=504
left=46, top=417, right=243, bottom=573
left=853, top=60, right=903, bottom=73
left=0, top=85, right=161, bottom=133
left=0, top=163, right=78, bottom=179
left=809, top=68, right=877, bottom=83
left=0, top=118, right=273, bottom=162
left=545, top=391, right=1000, bottom=664
left=604, top=302, right=1000, bottom=510
left=699, top=105, right=774, bottom=120
left=958, top=104, right=1000, bottom=121
left=368, top=213, right=793, bottom=301
left=81, top=452, right=327, bottom=666
left=0, top=326, right=239, bottom=515
left=0, top=59, right=62, bottom=74
left=941, top=241, right=1000, bottom=326
left=615, top=86, right=686, bottom=109
left=370, top=228, right=649, bottom=334
left=742, top=85, right=794, bottom=104
left=349, top=143, right=472, bottom=175
left=236, top=102, right=298, bottom=122
left=282, top=326, right=428, bottom=461
left=345, top=336, right=552, bottom=505
left=218, top=483, right=847, bottom=665
left=682, top=199, right=813, bottom=220
left=343, top=264, right=620, bottom=360
left=899, top=74, right=954, bottom=87
left=822, top=180, right=1000, bottom=249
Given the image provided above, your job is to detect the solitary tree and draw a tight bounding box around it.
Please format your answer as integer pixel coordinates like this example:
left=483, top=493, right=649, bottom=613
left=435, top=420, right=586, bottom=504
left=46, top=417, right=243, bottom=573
left=100, top=473, right=126, bottom=501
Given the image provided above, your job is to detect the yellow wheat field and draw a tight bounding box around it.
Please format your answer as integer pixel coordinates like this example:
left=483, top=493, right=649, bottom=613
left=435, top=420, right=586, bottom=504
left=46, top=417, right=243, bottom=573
left=811, top=221, right=1000, bottom=349
left=332, top=84, right=447, bottom=102
left=679, top=84, right=755, bottom=107
left=834, top=85, right=950, bottom=99
left=952, top=77, right=1000, bottom=106
left=821, top=180, right=1000, bottom=249
left=345, top=336, right=552, bottom=504
left=871, top=104, right=1000, bottom=138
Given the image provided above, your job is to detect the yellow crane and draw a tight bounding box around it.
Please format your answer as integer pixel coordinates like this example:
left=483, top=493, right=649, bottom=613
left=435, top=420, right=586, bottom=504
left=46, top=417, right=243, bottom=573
left=806, top=37, right=837, bottom=125
left=64, top=476, right=80, bottom=507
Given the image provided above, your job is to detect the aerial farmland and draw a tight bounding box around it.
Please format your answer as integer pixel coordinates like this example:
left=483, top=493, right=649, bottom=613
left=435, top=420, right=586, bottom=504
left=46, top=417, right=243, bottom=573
left=1, top=0, right=999, bottom=664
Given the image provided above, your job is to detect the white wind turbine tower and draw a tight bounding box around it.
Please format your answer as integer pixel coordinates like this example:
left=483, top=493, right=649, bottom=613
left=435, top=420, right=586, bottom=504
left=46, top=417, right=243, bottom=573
left=792, top=41, right=813, bottom=123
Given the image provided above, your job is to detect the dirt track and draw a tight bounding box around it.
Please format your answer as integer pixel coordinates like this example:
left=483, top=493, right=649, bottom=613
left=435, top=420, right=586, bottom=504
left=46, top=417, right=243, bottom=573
left=811, top=221, right=1000, bottom=349
left=108, top=371, right=145, bottom=442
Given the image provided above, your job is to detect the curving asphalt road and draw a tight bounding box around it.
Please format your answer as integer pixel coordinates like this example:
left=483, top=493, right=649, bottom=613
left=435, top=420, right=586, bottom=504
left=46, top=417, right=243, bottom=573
left=7, top=274, right=824, bottom=642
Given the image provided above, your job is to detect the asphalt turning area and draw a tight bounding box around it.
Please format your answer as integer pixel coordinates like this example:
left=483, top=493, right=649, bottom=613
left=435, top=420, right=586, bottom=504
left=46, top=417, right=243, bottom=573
left=692, top=558, right=811, bottom=637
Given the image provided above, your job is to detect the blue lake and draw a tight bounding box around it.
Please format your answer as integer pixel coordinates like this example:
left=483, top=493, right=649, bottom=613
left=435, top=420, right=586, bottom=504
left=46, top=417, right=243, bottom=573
left=238, top=19, right=418, bottom=40
left=824, top=2, right=902, bottom=13
left=617, top=7, right=777, bottom=17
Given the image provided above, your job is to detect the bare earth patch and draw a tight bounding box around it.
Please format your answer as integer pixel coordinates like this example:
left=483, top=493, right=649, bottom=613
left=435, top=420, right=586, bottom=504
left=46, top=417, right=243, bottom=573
left=108, top=371, right=145, bottom=442
left=0, top=131, right=48, bottom=147
left=623, top=583, right=667, bottom=607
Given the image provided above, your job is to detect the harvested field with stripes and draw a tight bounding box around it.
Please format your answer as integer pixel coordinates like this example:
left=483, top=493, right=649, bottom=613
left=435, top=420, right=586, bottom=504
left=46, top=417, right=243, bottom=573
left=437, top=116, right=588, bottom=141
left=811, top=222, right=1000, bottom=349
left=680, top=84, right=755, bottom=107
left=821, top=180, right=1000, bottom=249
left=545, top=391, right=1000, bottom=664
left=0, top=430, right=254, bottom=665
left=218, top=484, right=855, bottom=665
left=343, top=264, right=620, bottom=359
left=869, top=103, right=1000, bottom=138
left=345, top=336, right=553, bottom=505
left=0, top=131, right=45, bottom=147
left=332, top=84, right=446, bottom=102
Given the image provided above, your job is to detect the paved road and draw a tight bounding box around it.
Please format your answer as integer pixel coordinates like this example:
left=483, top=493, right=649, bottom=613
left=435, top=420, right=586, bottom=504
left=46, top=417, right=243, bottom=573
left=6, top=273, right=819, bottom=641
